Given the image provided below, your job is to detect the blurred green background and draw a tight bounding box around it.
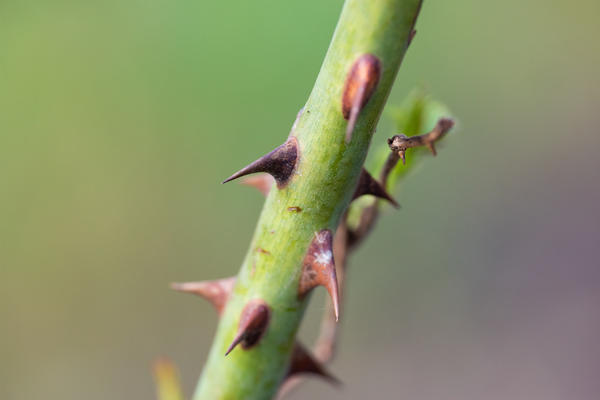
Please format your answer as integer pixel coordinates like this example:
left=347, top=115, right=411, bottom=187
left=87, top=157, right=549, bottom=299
left=1, top=0, right=599, bottom=399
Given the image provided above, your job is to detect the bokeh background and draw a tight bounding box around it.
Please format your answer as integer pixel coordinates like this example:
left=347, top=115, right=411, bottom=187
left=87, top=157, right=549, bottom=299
left=2, top=0, right=599, bottom=399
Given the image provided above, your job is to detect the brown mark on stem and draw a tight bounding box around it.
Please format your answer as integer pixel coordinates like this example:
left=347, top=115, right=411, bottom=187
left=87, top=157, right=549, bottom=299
left=256, top=247, right=271, bottom=255
left=225, top=299, right=271, bottom=356
left=287, top=206, right=302, bottom=213
left=341, top=54, right=381, bottom=143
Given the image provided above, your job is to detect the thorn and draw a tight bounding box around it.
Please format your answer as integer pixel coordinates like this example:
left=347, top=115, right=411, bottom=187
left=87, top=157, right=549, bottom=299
left=342, top=54, right=381, bottom=143
left=225, top=299, right=271, bottom=356
left=223, top=137, right=298, bottom=188
left=408, top=29, right=417, bottom=46
left=287, top=342, right=340, bottom=385
left=299, top=230, right=340, bottom=321
left=239, top=174, right=273, bottom=196
left=426, top=142, right=437, bottom=156
left=399, top=150, right=406, bottom=165
left=352, top=168, right=399, bottom=208
left=170, top=277, right=235, bottom=314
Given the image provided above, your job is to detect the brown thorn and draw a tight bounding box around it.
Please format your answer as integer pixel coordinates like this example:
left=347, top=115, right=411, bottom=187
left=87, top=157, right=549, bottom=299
left=170, top=277, right=235, bottom=314
left=223, top=136, right=298, bottom=188
left=387, top=118, right=454, bottom=163
left=287, top=342, right=340, bottom=385
left=352, top=168, right=399, bottom=208
left=225, top=299, right=271, bottom=356
left=299, top=230, right=340, bottom=321
left=342, top=54, right=381, bottom=143
left=239, top=174, right=273, bottom=196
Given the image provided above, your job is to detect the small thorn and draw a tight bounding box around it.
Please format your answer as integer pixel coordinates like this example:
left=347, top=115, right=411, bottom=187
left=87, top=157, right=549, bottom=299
left=408, top=29, right=417, bottom=46
left=341, top=54, right=381, bottom=143
left=239, top=174, right=273, bottom=196
left=427, top=142, right=437, bottom=156
left=223, top=137, right=298, bottom=188
left=352, top=168, right=399, bottom=208
left=299, top=230, right=340, bottom=321
left=399, top=150, right=406, bottom=165
left=225, top=299, right=271, bottom=356
left=287, top=343, right=340, bottom=385
left=170, top=277, right=235, bottom=314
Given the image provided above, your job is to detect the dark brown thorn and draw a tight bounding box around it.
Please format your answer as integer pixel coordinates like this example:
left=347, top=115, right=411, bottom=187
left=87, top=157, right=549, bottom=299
left=225, top=299, right=271, bottom=356
left=352, top=168, right=399, bottom=208
left=239, top=174, right=273, bottom=196
left=387, top=118, right=455, bottom=163
left=299, top=230, right=340, bottom=321
left=170, top=277, right=235, bottom=314
left=287, top=343, right=340, bottom=385
left=223, top=136, right=298, bottom=188
left=341, top=54, right=381, bottom=143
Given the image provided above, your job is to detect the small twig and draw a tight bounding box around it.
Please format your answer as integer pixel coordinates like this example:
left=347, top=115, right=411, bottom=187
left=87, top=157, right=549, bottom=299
left=387, top=118, right=454, bottom=164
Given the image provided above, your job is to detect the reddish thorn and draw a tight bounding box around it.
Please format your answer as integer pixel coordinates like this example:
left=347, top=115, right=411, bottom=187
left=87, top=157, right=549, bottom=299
left=223, top=137, right=298, bottom=188
left=239, top=174, right=273, bottom=196
left=352, top=168, right=399, bottom=208
left=341, top=54, right=382, bottom=143
left=170, top=277, right=236, bottom=314
left=299, top=230, right=341, bottom=321
left=225, top=299, right=271, bottom=356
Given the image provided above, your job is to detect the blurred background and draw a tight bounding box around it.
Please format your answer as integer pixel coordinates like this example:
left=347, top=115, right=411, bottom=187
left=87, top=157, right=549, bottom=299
left=1, top=0, right=599, bottom=399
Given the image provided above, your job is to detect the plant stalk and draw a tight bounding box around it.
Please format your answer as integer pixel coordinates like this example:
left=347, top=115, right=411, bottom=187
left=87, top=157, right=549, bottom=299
left=193, top=1, right=423, bottom=398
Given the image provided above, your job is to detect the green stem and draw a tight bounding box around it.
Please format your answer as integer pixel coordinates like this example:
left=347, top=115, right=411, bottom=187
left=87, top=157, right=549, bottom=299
left=194, top=1, right=422, bottom=398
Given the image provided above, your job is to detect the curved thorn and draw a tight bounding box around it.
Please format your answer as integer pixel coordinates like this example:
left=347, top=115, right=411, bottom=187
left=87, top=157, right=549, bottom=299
left=299, top=230, right=341, bottom=321
left=352, top=168, right=399, bottom=208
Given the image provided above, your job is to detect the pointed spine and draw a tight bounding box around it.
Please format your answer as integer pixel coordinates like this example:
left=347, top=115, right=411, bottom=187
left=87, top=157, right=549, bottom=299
left=240, top=174, right=274, bottom=196
left=223, top=137, right=299, bottom=188
left=341, top=54, right=381, bottom=142
left=299, top=230, right=340, bottom=321
left=171, top=277, right=235, bottom=314
left=352, top=168, right=399, bottom=208
left=225, top=299, right=271, bottom=356
left=286, top=343, right=339, bottom=384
